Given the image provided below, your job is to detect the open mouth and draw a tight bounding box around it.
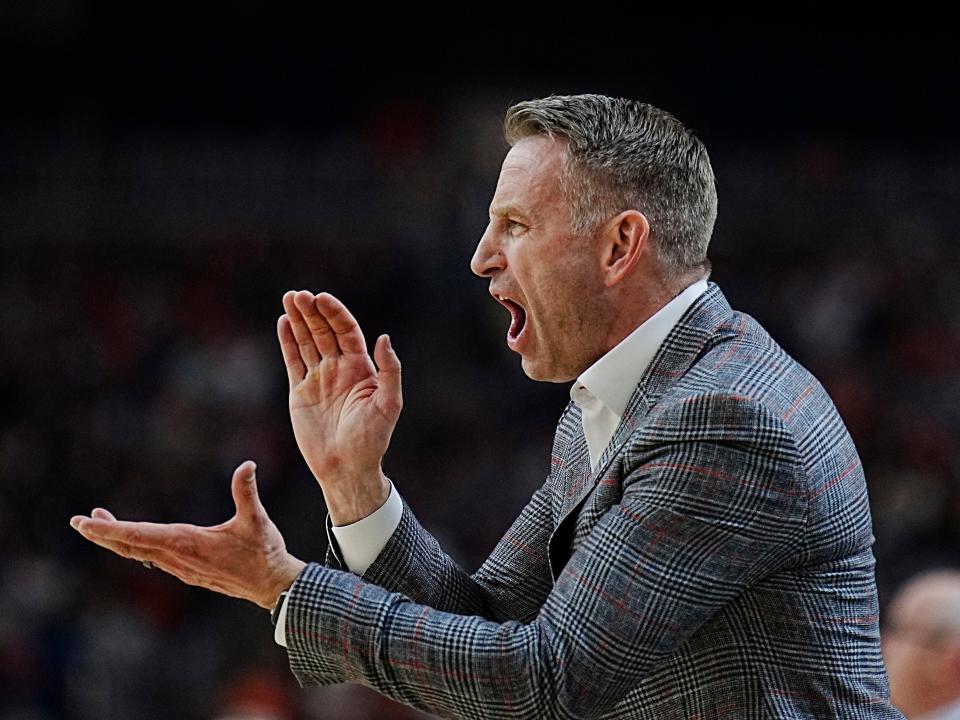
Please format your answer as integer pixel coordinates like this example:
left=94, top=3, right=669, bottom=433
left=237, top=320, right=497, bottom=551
left=495, top=295, right=527, bottom=341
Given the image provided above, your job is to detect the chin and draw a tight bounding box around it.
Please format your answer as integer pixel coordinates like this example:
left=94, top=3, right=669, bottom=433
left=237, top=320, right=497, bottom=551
left=520, top=356, right=575, bottom=384
left=519, top=356, right=548, bottom=382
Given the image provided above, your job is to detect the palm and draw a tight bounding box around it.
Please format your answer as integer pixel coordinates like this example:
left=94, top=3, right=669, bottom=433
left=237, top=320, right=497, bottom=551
left=70, top=461, right=306, bottom=610
left=279, top=291, right=402, bottom=484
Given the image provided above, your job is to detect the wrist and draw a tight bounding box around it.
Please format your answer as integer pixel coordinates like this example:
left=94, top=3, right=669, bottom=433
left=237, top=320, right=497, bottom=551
left=323, top=469, right=391, bottom=526
left=261, top=555, right=306, bottom=610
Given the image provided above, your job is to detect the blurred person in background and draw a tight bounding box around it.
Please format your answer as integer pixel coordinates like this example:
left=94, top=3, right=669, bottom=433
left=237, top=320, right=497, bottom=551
left=884, top=570, right=960, bottom=719
left=212, top=669, right=296, bottom=720
left=70, top=94, right=903, bottom=718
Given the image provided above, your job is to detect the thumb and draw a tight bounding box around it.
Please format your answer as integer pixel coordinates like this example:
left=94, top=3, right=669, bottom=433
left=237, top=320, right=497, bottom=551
left=231, top=460, right=265, bottom=518
left=373, top=334, right=403, bottom=414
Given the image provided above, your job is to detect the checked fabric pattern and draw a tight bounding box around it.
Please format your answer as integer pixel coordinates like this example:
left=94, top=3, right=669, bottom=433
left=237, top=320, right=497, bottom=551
left=283, top=283, right=904, bottom=720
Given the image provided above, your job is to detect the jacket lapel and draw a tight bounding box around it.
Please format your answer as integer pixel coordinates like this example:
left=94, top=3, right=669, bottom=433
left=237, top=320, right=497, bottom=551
left=547, top=282, right=737, bottom=579
left=551, top=405, right=591, bottom=522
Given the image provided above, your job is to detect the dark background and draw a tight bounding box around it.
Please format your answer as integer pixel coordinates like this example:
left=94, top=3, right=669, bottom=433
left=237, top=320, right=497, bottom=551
left=2, top=8, right=959, bottom=718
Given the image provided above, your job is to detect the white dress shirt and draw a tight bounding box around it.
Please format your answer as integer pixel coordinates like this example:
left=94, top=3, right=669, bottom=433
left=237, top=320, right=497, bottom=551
left=275, top=278, right=708, bottom=646
left=571, top=279, right=708, bottom=469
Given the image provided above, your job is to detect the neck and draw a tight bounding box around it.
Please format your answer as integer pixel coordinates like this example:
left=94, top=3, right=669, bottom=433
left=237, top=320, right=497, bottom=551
left=598, top=272, right=702, bottom=356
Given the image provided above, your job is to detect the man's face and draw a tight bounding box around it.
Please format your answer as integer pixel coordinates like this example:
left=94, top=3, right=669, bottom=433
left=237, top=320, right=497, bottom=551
left=470, top=136, right=606, bottom=382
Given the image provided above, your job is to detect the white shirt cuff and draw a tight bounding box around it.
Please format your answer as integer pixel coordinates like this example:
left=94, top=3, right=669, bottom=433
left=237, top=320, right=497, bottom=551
left=274, top=480, right=403, bottom=648
left=330, top=479, right=404, bottom=575
left=274, top=593, right=290, bottom=647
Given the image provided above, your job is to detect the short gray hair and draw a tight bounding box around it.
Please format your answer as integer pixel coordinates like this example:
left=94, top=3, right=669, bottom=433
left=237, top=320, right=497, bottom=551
left=504, top=94, right=718, bottom=281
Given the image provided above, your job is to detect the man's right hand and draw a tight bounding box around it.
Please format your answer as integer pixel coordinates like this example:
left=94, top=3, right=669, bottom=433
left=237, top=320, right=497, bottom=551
left=277, top=291, right=402, bottom=525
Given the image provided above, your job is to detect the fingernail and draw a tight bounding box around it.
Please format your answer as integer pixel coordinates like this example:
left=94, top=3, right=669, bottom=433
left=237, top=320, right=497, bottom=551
left=70, top=517, right=80, bottom=530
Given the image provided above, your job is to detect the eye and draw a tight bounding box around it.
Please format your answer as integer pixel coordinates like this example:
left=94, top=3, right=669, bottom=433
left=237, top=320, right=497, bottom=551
left=506, top=218, right=528, bottom=235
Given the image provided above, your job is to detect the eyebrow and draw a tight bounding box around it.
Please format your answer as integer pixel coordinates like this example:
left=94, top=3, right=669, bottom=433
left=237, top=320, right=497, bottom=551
left=489, top=204, right=533, bottom=223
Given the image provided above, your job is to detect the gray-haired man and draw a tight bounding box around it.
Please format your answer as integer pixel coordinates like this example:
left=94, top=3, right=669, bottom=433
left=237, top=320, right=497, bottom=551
left=73, top=95, right=903, bottom=719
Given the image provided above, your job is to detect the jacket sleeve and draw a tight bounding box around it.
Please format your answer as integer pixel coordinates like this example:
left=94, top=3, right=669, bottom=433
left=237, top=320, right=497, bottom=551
left=325, top=475, right=556, bottom=624
left=284, top=396, right=808, bottom=719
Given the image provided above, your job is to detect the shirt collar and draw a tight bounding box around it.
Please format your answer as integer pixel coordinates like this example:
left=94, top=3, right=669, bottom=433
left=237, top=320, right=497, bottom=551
left=571, top=279, right=709, bottom=417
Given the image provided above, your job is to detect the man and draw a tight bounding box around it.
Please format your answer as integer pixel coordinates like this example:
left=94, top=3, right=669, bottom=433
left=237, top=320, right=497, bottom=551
left=883, top=570, right=960, bottom=719
left=71, top=94, right=903, bottom=718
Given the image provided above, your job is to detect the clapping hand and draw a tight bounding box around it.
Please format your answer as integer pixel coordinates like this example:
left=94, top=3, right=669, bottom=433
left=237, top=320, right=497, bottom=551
left=70, top=290, right=400, bottom=603
left=70, top=290, right=403, bottom=608
left=70, top=461, right=306, bottom=609
left=277, top=291, right=403, bottom=525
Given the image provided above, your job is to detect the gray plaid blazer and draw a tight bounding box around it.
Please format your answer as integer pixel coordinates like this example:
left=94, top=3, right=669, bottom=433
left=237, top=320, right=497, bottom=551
left=283, top=283, right=904, bottom=719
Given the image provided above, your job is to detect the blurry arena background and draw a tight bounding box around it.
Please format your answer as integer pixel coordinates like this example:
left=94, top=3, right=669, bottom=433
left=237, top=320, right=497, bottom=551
left=1, top=8, right=958, bottom=719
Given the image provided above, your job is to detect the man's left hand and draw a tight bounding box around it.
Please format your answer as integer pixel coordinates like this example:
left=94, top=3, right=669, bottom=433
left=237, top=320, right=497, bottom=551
left=70, top=460, right=306, bottom=610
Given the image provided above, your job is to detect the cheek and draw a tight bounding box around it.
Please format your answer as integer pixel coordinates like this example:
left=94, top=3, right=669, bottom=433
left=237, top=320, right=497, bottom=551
left=524, top=252, right=601, bottom=336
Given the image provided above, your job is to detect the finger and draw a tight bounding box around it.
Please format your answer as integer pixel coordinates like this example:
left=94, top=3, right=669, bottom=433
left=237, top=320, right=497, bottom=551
left=150, top=556, right=201, bottom=581
left=315, top=293, right=367, bottom=355
left=91, top=507, right=117, bottom=521
left=230, top=460, right=265, bottom=520
left=87, top=536, right=194, bottom=580
left=281, top=290, right=320, bottom=368
left=373, top=334, right=403, bottom=415
left=277, top=315, right=306, bottom=387
left=70, top=520, right=162, bottom=562
left=71, top=516, right=195, bottom=555
left=86, top=533, right=142, bottom=559
left=73, top=523, right=166, bottom=564
left=84, top=534, right=228, bottom=596
left=75, top=524, right=223, bottom=592
left=293, top=290, right=340, bottom=359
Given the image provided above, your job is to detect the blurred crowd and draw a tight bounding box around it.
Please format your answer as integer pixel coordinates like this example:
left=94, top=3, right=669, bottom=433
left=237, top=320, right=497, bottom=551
left=1, top=98, right=958, bottom=718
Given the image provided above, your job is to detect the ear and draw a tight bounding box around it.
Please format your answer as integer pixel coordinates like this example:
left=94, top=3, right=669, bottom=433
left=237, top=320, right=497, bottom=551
left=600, top=210, right=650, bottom=288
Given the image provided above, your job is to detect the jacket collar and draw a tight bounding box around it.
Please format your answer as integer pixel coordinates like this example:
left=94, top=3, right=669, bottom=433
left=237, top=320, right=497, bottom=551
left=554, top=282, right=738, bottom=521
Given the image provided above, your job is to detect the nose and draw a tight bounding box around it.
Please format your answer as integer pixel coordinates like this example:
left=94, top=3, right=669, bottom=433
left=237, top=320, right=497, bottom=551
left=470, top=222, right=505, bottom=278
